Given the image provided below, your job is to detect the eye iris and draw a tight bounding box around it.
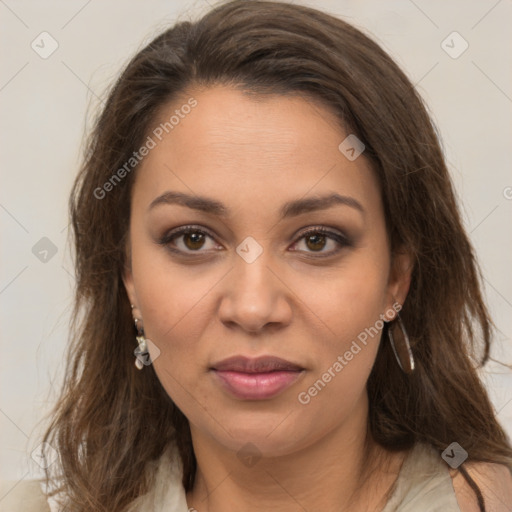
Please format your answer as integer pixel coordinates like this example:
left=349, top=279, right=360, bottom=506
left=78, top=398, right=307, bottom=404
left=184, top=232, right=205, bottom=250
left=306, top=233, right=326, bottom=251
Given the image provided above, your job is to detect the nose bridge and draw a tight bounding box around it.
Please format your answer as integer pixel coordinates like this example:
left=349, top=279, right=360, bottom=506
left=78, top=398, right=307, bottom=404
left=218, top=235, right=289, bottom=331
left=233, top=235, right=276, bottom=303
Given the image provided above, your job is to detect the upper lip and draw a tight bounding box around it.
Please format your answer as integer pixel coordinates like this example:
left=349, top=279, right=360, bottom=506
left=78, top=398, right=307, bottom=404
left=211, top=355, right=304, bottom=373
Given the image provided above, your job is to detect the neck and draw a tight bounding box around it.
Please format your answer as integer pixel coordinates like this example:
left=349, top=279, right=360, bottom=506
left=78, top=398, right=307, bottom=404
left=185, top=397, right=404, bottom=512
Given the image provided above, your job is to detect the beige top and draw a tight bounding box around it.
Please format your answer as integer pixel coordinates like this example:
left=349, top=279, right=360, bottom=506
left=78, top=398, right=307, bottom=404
left=0, top=441, right=460, bottom=511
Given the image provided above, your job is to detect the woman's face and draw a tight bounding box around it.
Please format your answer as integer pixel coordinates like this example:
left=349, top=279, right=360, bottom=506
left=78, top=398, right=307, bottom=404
left=123, top=85, right=411, bottom=457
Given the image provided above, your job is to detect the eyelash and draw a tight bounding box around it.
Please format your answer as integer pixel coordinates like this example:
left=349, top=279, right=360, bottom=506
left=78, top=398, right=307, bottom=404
left=157, top=224, right=353, bottom=259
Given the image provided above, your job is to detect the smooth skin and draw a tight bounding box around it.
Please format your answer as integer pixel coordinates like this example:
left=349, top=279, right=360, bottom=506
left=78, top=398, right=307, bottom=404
left=122, top=86, right=510, bottom=511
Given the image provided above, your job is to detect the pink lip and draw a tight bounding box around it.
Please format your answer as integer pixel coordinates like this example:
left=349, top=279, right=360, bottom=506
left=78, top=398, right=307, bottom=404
left=211, top=369, right=304, bottom=400
left=210, top=355, right=305, bottom=400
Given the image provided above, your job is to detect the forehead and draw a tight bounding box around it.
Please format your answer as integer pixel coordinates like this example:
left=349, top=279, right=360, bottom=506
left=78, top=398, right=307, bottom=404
left=133, top=85, right=380, bottom=216
left=152, top=86, right=346, bottom=161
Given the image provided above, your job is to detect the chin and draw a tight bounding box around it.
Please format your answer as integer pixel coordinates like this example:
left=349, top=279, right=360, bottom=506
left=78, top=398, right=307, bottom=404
left=208, top=419, right=311, bottom=458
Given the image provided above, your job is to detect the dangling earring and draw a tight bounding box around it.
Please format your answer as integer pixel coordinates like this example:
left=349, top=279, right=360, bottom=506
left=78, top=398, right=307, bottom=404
left=387, top=313, right=415, bottom=374
left=132, top=304, right=148, bottom=370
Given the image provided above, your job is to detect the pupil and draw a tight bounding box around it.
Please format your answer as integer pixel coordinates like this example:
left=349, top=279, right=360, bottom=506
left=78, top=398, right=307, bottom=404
left=185, top=232, right=204, bottom=249
left=307, top=234, right=325, bottom=251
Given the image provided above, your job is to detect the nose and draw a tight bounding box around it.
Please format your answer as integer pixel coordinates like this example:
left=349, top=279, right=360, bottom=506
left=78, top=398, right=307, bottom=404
left=217, top=246, right=293, bottom=334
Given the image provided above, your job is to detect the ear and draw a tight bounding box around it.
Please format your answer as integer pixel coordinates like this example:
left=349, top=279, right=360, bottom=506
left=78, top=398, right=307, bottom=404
left=385, top=246, right=414, bottom=315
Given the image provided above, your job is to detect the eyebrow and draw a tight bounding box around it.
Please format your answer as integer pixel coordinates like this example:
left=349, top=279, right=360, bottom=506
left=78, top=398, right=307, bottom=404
left=148, top=191, right=365, bottom=219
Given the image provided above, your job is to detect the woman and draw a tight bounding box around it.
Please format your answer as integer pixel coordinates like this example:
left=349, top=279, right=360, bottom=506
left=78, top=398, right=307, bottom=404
left=2, top=0, right=511, bottom=510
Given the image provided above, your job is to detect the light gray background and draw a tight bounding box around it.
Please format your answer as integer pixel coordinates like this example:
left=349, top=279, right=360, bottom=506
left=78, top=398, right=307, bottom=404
left=1, top=0, right=511, bottom=484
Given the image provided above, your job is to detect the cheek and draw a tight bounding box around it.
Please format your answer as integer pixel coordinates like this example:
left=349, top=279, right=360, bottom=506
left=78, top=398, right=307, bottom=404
left=134, top=272, right=210, bottom=366
left=310, top=254, right=389, bottom=349
left=138, top=286, right=213, bottom=416
left=130, top=247, right=220, bottom=404
left=293, top=306, right=384, bottom=433
left=295, top=255, right=389, bottom=404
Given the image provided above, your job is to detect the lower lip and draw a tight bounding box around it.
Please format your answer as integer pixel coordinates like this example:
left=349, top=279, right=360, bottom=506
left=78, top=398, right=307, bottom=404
left=211, top=369, right=304, bottom=400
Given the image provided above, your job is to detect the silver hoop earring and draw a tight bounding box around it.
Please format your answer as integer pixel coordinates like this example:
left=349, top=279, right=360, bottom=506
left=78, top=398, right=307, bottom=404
left=388, top=313, right=415, bottom=374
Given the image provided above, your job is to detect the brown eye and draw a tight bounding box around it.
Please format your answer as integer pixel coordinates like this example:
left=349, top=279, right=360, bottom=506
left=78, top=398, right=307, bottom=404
left=291, top=227, right=352, bottom=258
left=182, top=231, right=207, bottom=250
left=305, top=233, right=327, bottom=252
left=158, top=226, right=217, bottom=254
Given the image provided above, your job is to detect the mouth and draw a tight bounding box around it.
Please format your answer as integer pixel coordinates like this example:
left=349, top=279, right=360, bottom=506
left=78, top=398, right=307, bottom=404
left=210, top=355, right=305, bottom=400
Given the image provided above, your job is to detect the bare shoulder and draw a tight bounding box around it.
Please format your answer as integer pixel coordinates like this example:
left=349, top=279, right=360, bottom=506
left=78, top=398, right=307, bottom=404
left=449, top=461, right=512, bottom=512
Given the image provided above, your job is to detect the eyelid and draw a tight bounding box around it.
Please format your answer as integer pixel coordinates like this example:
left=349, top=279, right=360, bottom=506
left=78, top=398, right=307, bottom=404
left=157, top=224, right=353, bottom=257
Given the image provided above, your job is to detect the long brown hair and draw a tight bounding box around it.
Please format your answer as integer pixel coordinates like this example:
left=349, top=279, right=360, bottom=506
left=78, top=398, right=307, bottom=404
left=40, top=1, right=512, bottom=510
